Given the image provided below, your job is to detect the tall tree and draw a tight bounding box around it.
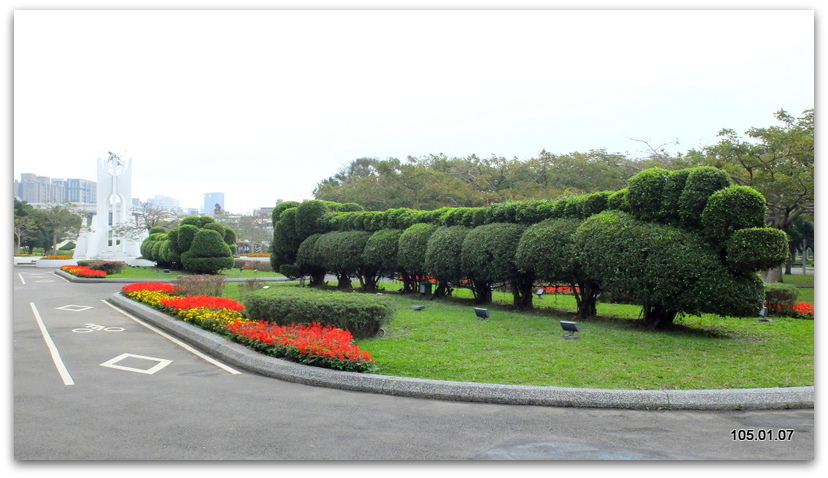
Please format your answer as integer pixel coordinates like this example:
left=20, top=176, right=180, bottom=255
left=692, top=109, right=814, bottom=281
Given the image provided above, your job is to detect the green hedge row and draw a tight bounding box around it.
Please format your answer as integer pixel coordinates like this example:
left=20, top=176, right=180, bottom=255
left=243, top=288, right=396, bottom=339
left=268, top=167, right=790, bottom=329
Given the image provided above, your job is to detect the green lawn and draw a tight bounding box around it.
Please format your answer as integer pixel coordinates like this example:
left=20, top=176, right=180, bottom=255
left=107, top=265, right=284, bottom=280
left=223, top=281, right=814, bottom=390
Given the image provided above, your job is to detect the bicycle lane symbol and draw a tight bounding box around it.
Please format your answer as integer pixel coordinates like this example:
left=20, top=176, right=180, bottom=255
left=72, top=323, right=126, bottom=334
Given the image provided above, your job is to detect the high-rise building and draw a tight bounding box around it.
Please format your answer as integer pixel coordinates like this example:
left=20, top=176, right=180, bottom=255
left=145, top=194, right=182, bottom=214
left=52, top=178, right=97, bottom=204
left=14, top=173, right=96, bottom=205
left=203, top=192, right=225, bottom=215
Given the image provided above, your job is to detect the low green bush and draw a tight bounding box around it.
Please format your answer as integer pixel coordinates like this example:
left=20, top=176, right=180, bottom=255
left=76, top=260, right=105, bottom=267
left=243, top=289, right=396, bottom=339
left=89, top=260, right=127, bottom=274
left=764, top=283, right=798, bottom=311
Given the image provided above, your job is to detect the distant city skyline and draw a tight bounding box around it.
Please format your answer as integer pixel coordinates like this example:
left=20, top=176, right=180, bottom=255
left=14, top=171, right=272, bottom=216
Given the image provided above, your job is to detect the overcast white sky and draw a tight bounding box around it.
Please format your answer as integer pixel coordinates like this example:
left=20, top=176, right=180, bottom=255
left=11, top=5, right=816, bottom=215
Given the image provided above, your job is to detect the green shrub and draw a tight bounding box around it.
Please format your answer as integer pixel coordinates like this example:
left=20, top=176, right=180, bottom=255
left=726, top=228, right=790, bottom=274
left=180, top=229, right=234, bottom=274
left=461, top=222, right=529, bottom=305
left=677, top=166, right=731, bottom=230
left=701, top=185, right=767, bottom=243
left=177, top=225, right=199, bottom=254
left=659, top=169, right=690, bottom=223
left=149, top=226, right=167, bottom=234
left=397, top=223, right=438, bottom=275
left=424, top=226, right=470, bottom=285
left=627, top=167, right=670, bottom=222
left=763, top=283, right=798, bottom=311
left=362, top=228, right=403, bottom=272
left=89, top=260, right=127, bottom=274
left=243, top=290, right=396, bottom=339
left=76, top=260, right=104, bottom=267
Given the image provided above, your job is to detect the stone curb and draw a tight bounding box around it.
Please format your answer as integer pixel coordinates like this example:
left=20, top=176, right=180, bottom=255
left=108, top=293, right=814, bottom=411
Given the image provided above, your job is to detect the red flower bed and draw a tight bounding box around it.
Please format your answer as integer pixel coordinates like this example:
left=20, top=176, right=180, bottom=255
left=791, top=302, right=814, bottom=318
left=122, top=282, right=180, bottom=294
left=225, top=320, right=373, bottom=365
left=543, top=284, right=580, bottom=294
left=160, top=295, right=245, bottom=311
left=60, top=265, right=106, bottom=277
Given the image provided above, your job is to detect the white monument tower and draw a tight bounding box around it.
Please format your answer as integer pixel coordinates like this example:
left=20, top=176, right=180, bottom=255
left=74, top=152, right=146, bottom=260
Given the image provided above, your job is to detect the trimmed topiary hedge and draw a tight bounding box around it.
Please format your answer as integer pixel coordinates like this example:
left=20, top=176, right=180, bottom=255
left=242, top=289, right=396, bottom=339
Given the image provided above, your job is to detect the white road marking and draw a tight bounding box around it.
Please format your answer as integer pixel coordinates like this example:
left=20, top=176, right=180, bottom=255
left=101, top=300, right=241, bottom=375
left=100, top=353, right=172, bottom=375
left=29, top=302, right=75, bottom=386
left=18, top=274, right=25, bottom=284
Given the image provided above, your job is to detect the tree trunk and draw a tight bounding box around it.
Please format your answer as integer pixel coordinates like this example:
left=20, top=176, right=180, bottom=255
left=574, top=280, right=600, bottom=319
left=643, top=303, right=677, bottom=329
left=473, top=279, right=492, bottom=305
left=510, top=276, right=534, bottom=309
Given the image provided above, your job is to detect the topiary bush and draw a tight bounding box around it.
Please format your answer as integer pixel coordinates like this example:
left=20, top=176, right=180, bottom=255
left=397, top=223, right=439, bottom=292
left=725, top=227, right=790, bottom=274
left=243, top=289, right=395, bottom=339
left=180, top=229, right=235, bottom=274
left=89, top=260, right=127, bottom=275
left=701, top=185, right=768, bottom=243
left=424, top=226, right=471, bottom=296
left=677, top=166, right=732, bottom=231
left=461, top=222, right=529, bottom=306
left=516, top=218, right=599, bottom=318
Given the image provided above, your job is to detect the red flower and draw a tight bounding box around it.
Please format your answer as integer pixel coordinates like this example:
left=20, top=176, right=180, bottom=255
left=122, top=282, right=180, bottom=293
left=160, top=295, right=245, bottom=311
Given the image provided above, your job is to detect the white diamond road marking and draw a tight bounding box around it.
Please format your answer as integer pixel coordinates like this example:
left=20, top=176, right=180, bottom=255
left=35, top=280, right=55, bottom=283
left=100, top=353, right=172, bottom=375
left=56, top=305, right=93, bottom=312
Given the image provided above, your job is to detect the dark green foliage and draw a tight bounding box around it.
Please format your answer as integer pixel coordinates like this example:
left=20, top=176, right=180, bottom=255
left=295, top=233, right=327, bottom=286
left=397, top=223, right=439, bottom=275
left=314, top=231, right=372, bottom=288
left=140, top=232, right=166, bottom=260
left=203, top=222, right=226, bottom=234
left=607, top=188, right=629, bottom=211
left=271, top=207, right=300, bottom=270
left=763, top=283, right=798, bottom=310
left=180, top=229, right=234, bottom=274
left=199, top=216, right=216, bottom=227
left=89, top=260, right=127, bottom=274
left=424, top=226, right=471, bottom=285
left=223, top=227, right=237, bottom=253
left=677, top=166, right=731, bottom=230
left=726, top=228, right=790, bottom=274
left=179, top=216, right=202, bottom=227
left=659, top=169, right=690, bottom=223
left=515, top=218, right=599, bottom=317
left=362, top=228, right=404, bottom=272
left=149, top=226, right=167, bottom=234
left=701, top=186, right=767, bottom=243
left=271, top=201, right=301, bottom=224
left=627, top=167, right=670, bottom=222
left=177, top=225, right=199, bottom=254
left=243, top=289, right=395, bottom=339
left=295, top=200, right=330, bottom=239
left=574, top=210, right=765, bottom=328
left=516, top=219, right=581, bottom=281
left=461, top=223, right=529, bottom=305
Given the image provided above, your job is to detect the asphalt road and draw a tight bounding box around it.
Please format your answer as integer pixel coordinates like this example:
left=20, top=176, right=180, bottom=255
left=12, top=266, right=814, bottom=460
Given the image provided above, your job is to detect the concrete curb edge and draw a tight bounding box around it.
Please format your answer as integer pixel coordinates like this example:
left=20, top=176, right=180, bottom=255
left=108, top=293, right=814, bottom=411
